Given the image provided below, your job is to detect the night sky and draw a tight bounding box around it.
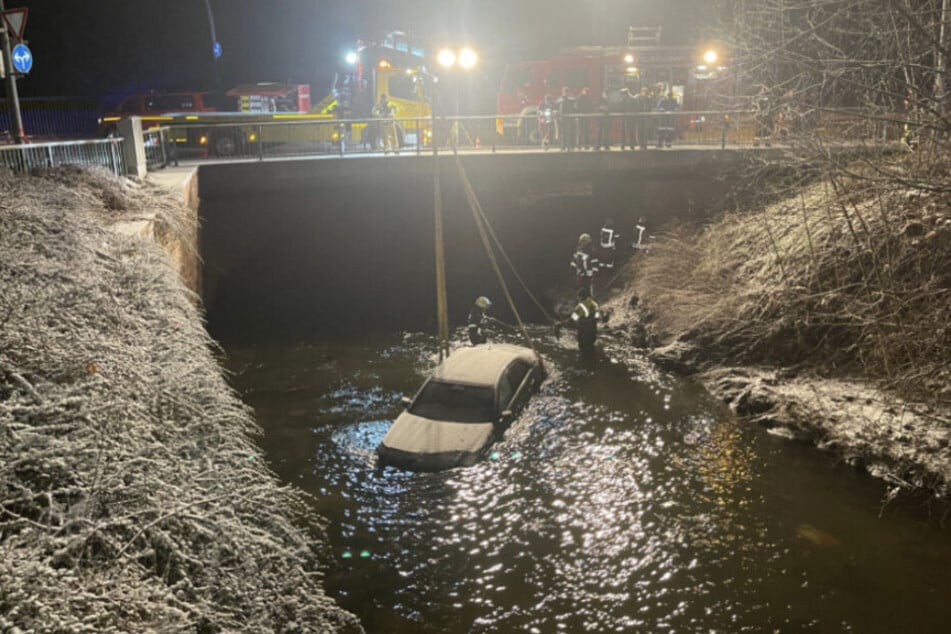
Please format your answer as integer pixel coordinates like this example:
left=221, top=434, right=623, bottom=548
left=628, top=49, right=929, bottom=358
left=4, top=0, right=715, bottom=104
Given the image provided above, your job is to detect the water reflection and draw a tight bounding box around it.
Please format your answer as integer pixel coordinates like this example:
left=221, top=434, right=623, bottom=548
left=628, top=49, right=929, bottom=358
left=224, top=330, right=951, bottom=634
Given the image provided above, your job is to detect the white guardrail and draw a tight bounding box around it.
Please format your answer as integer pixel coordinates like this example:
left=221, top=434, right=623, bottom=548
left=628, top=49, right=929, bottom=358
left=0, top=138, right=125, bottom=176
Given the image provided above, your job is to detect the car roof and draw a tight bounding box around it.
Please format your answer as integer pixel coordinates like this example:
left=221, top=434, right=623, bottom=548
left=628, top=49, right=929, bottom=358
left=432, top=343, right=537, bottom=387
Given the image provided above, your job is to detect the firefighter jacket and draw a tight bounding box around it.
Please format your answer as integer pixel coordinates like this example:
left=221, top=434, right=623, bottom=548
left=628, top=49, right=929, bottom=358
left=571, top=296, right=601, bottom=323
left=467, top=307, right=488, bottom=344
left=599, top=226, right=619, bottom=249
left=571, top=249, right=599, bottom=279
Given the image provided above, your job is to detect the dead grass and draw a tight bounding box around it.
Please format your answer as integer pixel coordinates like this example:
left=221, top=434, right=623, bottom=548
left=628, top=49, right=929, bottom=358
left=0, top=167, right=361, bottom=633
left=633, top=153, right=951, bottom=406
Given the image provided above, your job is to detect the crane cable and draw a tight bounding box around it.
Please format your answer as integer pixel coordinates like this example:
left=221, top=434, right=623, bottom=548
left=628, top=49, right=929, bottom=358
left=453, top=156, right=557, bottom=324
left=453, top=155, right=549, bottom=353
left=433, top=158, right=451, bottom=360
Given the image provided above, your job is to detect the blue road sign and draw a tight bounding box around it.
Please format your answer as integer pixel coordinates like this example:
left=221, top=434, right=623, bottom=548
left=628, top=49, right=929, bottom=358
left=213, top=41, right=222, bottom=59
left=11, top=43, right=32, bottom=74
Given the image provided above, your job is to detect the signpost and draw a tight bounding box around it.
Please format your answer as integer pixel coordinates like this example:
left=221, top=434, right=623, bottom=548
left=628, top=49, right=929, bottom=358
left=0, top=0, right=27, bottom=142
left=11, top=42, right=30, bottom=73
left=1, top=6, right=25, bottom=42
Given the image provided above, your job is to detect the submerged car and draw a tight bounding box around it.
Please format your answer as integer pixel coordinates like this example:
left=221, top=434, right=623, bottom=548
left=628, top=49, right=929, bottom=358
left=377, top=343, right=547, bottom=471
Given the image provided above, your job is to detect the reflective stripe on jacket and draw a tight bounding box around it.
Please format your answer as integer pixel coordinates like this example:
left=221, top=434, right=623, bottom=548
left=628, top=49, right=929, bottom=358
left=571, top=297, right=601, bottom=322
left=570, top=250, right=599, bottom=277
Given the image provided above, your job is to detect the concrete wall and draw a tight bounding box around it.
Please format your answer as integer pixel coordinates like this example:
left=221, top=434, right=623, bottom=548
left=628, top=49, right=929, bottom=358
left=171, top=170, right=201, bottom=296
left=125, top=168, right=201, bottom=297
left=196, top=151, right=760, bottom=342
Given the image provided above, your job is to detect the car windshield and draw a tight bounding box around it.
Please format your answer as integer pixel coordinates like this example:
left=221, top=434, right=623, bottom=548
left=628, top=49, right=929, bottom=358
left=409, top=380, right=495, bottom=423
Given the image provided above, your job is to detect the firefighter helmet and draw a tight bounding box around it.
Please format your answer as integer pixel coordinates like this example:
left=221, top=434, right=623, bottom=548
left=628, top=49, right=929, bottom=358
left=475, top=296, right=492, bottom=309
left=578, top=233, right=592, bottom=246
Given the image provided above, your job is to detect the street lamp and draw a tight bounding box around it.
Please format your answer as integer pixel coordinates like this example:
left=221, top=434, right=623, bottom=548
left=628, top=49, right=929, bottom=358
left=436, top=46, right=478, bottom=147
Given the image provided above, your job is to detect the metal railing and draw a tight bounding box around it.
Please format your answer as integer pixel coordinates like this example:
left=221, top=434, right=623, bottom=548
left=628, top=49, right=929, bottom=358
left=0, top=138, right=125, bottom=176
left=0, top=96, right=103, bottom=140
left=139, top=107, right=898, bottom=166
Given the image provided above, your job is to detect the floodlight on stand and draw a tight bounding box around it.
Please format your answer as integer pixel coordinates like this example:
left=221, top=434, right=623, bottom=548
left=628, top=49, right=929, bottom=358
left=437, top=48, right=456, bottom=69
left=459, top=47, right=478, bottom=69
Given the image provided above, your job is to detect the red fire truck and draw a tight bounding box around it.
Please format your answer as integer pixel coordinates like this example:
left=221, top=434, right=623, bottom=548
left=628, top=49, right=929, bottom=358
left=496, top=27, right=729, bottom=144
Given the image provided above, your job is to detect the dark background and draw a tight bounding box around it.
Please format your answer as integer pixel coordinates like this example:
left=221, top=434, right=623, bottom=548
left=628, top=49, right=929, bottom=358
left=3, top=0, right=715, bottom=107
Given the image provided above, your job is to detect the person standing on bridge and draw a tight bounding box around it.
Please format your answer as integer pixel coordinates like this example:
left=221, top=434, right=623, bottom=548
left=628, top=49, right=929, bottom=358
left=576, top=86, right=594, bottom=150
left=557, top=86, right=577, bottom=151
left=633, top=86, right=654, bottom=150
left=753, top=85, right=773, bottom=147
left=596, top=90, right=613, bottom=151
left=373, top=93, right=399, bottom=154
left=571, top=233, right=600, bottom=296
left=619, top=87, right=637, bottom=150
left=655, top=91, right=678, bottom=148
left=538, top=94, right=556, bottom=149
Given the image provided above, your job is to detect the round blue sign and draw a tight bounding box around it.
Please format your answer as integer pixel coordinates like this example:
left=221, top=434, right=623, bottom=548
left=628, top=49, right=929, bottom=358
left=213, top=41, right=222, bottom=59
left=11, top=43, right=32, bottom=74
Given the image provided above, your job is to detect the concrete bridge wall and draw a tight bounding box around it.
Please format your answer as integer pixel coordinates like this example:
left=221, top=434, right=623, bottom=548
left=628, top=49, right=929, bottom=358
left=196, top=150, right=760, bottom=341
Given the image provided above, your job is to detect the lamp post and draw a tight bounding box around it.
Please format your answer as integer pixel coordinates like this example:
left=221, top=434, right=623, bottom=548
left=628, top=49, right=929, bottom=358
left=437, top=46, right=478, bottom=147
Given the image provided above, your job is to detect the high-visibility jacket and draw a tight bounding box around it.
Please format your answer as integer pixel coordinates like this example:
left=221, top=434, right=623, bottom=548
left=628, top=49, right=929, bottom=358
left=570, top=249, right=599, bottom=278
left=571, top=297, right=601, bottom=323
left=571, top=296, right=601, bottom=351
left=467, top=306, right=488, bottom=344
left=600, top=226, right=619, bottom=249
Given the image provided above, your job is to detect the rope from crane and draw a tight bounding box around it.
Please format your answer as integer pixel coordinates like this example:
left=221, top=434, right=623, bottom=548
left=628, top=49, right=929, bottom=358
left=453, top=155, right=554, bottom=352
left=434, top=158, right=451, bottom=360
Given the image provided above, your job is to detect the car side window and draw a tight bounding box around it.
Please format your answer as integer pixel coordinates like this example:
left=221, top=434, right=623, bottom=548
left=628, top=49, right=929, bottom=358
left=497, top=373, right=514, bottom=413
left=500, top=361, right=531, bottom=411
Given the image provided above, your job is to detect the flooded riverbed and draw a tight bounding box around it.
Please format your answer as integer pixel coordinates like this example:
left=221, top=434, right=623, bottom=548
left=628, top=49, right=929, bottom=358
left=223, top=329, right=951, bottom=633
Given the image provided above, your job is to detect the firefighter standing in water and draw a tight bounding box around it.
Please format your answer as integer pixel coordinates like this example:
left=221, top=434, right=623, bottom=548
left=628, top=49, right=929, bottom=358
left=571, top=286, right=602, bottom=353
left=467, top=296, right=494, bottom=344
left=570, top=233, right=600, bottom=296
left=599, top=218, right=620, bottom=269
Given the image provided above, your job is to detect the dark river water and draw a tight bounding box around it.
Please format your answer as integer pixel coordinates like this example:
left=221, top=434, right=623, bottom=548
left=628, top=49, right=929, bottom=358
left=222, top=328, right=951, bottom=633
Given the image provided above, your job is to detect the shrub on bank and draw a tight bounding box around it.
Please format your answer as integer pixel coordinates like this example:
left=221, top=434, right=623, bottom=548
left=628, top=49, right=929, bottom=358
left=634, top=157, right=951, bottom=406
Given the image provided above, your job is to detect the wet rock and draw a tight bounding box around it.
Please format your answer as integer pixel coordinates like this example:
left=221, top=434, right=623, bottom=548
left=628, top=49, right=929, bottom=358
left=649, top=340, right=701, bottom=375
left=734, top=389, right=776, bottom=417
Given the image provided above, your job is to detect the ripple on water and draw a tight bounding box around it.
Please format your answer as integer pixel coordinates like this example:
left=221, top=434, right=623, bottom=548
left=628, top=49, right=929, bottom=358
left=227, top=333, right=951, bottom=634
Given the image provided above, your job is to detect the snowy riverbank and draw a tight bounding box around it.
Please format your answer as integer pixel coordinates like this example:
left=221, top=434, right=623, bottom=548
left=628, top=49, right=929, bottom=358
left=604, top=165, right=951, bottom=501
left=0, top=168, right=361, bottom=633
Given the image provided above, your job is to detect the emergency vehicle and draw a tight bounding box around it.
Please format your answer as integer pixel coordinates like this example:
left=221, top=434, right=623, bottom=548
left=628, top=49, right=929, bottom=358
left=496, top=27, right=730, bottom=144
left=315, top=30, right=434, bottom=149
left=100, top=32, right=434, bottom=156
